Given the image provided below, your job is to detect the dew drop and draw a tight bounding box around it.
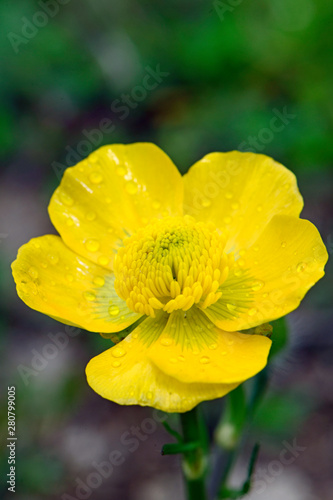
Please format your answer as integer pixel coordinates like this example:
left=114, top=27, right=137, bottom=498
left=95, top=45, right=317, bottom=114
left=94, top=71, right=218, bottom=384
left=169, top=357, right=177, bottom=363
left=152, top=200, right=161, bottom=210
left=201, top=198, right=211, bottom=208
left=41, top=262, right=48, bottom=269
left=178, top=355, right=185, bottom=361
left=59, top=191, right=74, bottom=206
left=112, top=360, right=121, bottom=368
left=227, top=303, right=237, bottom=312
left=223, top=216, right=232, bottom=224
left=231, top=202, right=239, bottom=210
left=66, top=218, right=74, bottom=227
left=126, top=181, right=138, bottom=195
left=28, top=267, right=38, bottom=279
left=251, top=280, right=264, bottom=291
left=86, top=211, right=96, bottom=221
left=200, top=356, right=210, bottom=364
left=225, top=192, right=233, bottom=199
left=93, top=276, right=105, bottom=287
left=147, top=392, right=153, bottom=399
left=84, top=291, right=96, bottom=301
left=47, top=253, right=59, bottom=265
left=248, top=307, right=257, bottom=316
left=257, top=205, right=263, bottom=212
left=281, top=241, right=287, bottom=248
left=98, top=256, right=109, bottom=266
left=238, top=259, right=245, bottom=267
left=89, top=172, right=103, bottom=184
left=116, top=166, right=126, bottom=176
left=112, top=347, right=126, bottom=358
left=234, top=269, right=243, bottom=277
left=160, top=337, right=173, bottom=346
left=66, top=274, right=74, bottom=282
left=297, top=262, right=307, bottom=272
left=253, top=245, right=260, bottom=252
left=85, top=239, right=100, bottom=252
left=208, top=343, right=217, bottom=350
left=33, top=241, right=41, bottom=249
left=109, top=305, right=120, bottom=316
left=132, top=332, right=138, bottom=339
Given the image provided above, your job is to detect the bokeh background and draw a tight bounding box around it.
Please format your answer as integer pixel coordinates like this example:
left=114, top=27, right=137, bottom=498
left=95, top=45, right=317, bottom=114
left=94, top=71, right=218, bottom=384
left=1, top=1, right=333, bottom=499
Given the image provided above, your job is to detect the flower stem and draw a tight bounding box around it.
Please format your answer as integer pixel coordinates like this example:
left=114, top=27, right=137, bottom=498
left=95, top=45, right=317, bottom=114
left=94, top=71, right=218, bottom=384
left=180, top=406, right=208, bottom=500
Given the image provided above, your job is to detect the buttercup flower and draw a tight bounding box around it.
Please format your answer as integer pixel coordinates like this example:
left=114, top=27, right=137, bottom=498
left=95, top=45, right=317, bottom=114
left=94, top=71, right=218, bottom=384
left=12, top=144, right=328, bottom=412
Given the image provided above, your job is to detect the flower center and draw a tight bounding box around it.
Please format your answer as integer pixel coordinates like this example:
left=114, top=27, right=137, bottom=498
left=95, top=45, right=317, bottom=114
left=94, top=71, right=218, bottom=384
left=114, top=216, right=231, bottom=317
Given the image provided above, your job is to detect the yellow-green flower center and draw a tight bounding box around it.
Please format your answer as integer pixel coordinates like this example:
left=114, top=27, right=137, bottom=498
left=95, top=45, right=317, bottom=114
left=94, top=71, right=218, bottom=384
left=114, top=216, right=232, bottom=317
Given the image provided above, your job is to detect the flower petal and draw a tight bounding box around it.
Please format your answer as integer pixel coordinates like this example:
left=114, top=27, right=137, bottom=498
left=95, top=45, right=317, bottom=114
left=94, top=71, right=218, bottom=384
left=11, top=235, right=141, bottom=332
left=49, top=143, right=183, bottom=270
left=86, top=314, right=240, bottom=413
left=148, top=308, right=271, bottom=384
left=203, top=215, right=328, bottom=331
left=183, top=152, right=303, bottom=252
left=86, top=308, right=271, bottom=412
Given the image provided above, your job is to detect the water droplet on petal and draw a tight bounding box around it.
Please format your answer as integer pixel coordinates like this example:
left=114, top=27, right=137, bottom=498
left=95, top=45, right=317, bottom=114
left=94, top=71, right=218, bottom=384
left=28, top=267, right=38, bottom=279
left=86, top=211, right=96, bottom=221
left=178, top=355, right=185, bottom=361
left=225, top=192, right=233, bottom=199
left=147, top=391, right=153, bottom=399
left=200, top=356, right=210, bottom=364
left=169, top=357, right=177, bottom=363
left=227, top=303, right=237, bottom=312
left=257, top=205, right=262, bottom=212
left=223, top=216, right=232, bottom=224
left=116, top=166, right=126, bottom=176
left=66, top=218, right=74, bottom=227
left=281, top=241, right=287, bottom=248
left=85, top=239, right=100, bottom=252
left=248, top=307, right=257, bottom=316
left=126, top=181, right=138, bottom=195
left=47, top=253, right=59, bottom=265
left=231, top=202, right=239, bottom=210
left=251, top=280, right=264, bottom=291
left=297, top=262, right=307, bottom=272
left=98, top=256, right=109, bottom=266
left=59, top=191, right=74, bottom=206
left=109, top=305, right=120, bottom=316
left=201, top=198, right=211, bottom=207
left=66, top=274, right=74, bottom=282
left=208, top=343, right=217, bottom=350
left=41, top=262, right=47, bottom=269
left=84, top=291, right=96, bottom=301
left=112, top=347, right=126, bottom=358
left=238, top=259, right=245, bottom=267
left=152, top=200, right=161, bottom=210
left=160, top=337, right=173, bottom=346
left=89, top=172, right=103, bottom=184
left=112, top=360, right=121, bottom=368
left=93, top=276, right=105, bottom=287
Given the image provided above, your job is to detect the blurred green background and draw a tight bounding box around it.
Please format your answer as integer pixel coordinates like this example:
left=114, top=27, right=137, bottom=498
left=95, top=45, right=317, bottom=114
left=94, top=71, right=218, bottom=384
left=0, top=1, right=332, bottom=499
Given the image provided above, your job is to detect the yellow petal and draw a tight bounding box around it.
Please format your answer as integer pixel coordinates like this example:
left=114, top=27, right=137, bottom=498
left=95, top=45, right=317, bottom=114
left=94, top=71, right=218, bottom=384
left=148, top=308, right=271, bottom=384
left=49, top=143, right=183, bottom=270
left=86, top=309, right=270, bottom=413
left=11, top=235, right=141, bottom=332
left=203, top=215, right=328, bottom=331
left=183, top=151, right=303, bottom=252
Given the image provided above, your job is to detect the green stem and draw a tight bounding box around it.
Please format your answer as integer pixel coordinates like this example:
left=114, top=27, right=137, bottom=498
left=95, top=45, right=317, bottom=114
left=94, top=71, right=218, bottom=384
left=180, top=406, right=208, bottom=500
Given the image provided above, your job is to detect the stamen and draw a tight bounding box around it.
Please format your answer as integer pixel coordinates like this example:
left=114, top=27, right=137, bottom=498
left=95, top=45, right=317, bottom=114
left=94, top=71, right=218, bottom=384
left=114, top=216, right=231, bottom=317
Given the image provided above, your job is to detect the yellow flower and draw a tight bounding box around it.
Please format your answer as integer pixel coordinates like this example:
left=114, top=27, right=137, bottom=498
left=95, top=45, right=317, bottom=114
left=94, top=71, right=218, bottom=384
left=12, top=144, right=328, bottom=412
